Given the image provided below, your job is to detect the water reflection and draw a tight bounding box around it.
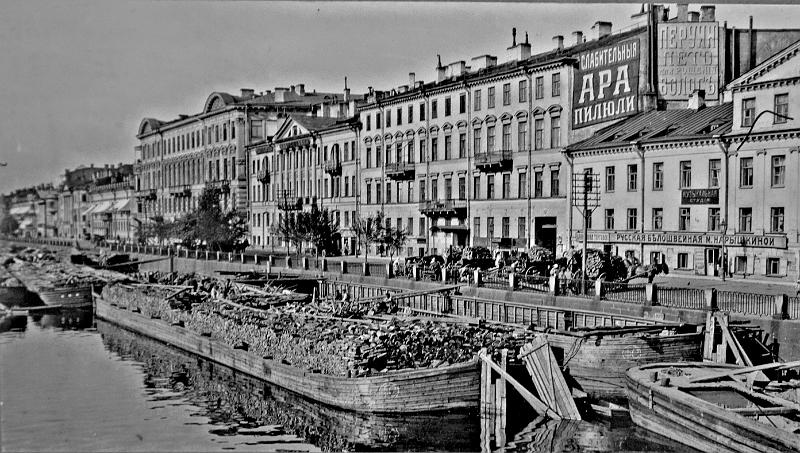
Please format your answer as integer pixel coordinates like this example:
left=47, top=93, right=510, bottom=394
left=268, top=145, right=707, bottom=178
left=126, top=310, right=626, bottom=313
left=29, top=307, right=94, bottom=330
left=0, top=313, right=27, bottom=333
left=98, top=320, right=479, bottom=452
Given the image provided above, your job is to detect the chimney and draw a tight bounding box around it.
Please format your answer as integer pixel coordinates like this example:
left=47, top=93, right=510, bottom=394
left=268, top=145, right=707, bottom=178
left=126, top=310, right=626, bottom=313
left=700, top=5, right=716, bottom=22
left=655, top=5, right=668, bottom=22
left=676, top=3, right=688, bottom=22
left=398, top=85, right=408, bottom=94
left=591, top=21, right=612, bottom=40
left=506, top=29, right=531, bottom=62
left=689, top=11, right=700, bottom=22
left=344, top=77, right=350, bottom=102
left=240, top=88, right=255, bottom=98
left=446, top=61, right=466, bottom=78
left=296, top=83, right=305, bottom=95
left=470, top=55, right=498, bottom=70
left=415, top=81, right=424, bottom=89
left=688, top=89, right=706, bottom=110
left=553, top=35, right=564, bottom=50
left=436, top=54, right=446, bottom=82
left=274, top=87, right=289, bottom=102
left=409, top=72, right=415, bottom=87
left=572, top=31, right=584, bottom=45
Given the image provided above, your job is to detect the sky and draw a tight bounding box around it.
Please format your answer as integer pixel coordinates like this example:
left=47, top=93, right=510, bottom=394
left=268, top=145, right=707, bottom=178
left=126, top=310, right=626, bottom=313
left=1, top=1, right=798, bottom=194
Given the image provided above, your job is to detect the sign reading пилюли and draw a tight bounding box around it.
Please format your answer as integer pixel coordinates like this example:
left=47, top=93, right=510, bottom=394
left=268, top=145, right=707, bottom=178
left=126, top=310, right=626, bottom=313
left=657, top=22, right=720, bottom=101
left=572, top=230, right=787, bottom=249
left=572, top=37, right=640, bottom=129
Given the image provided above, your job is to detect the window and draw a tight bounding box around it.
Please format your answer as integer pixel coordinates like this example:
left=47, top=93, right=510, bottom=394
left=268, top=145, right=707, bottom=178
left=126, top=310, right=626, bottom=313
left=376, top=182, right=382, bottom=203
left=740, top=157, right=753, bottom=187
left=487, top=174, right=495, bottom=199
left=458, top=177, right=466, bottom=199
left=605, top=166, right=616, bottom=192
left=534, top=118, right=544, bottom=150
left=502, top=124, right=511, bottom=150
left=250, top=120, right=264, bottom=139
left=680, top=161, right=692, bottom=188
left=386, top=182, right=392, bottom=203
left=627, top=208, right=638, bottom=230
left=430, top=178, right=438, bottom=200
left=396, top=107, right=402, bottom=126
left=677, top=253, right=689, bottom=269
left=431, top=137, right=438, bottom=161
left=444, top=135, right=452, bottom=160
left=741, top=98, right=755, bottom=127
left=708, top=159, right=721, bottom=188
left=517, top=120, right=528, bottom=150
left=774, top=94, right=788, bottom=124
left=735, top=256, right=747, bottom=274
left=419, top=103, right=426, bottom=121
left=365, top=114, right=371, bottom=131
left=605, top=209, right=615, bottom=229
left=709, top=208, right=721, bottom=231
left=376, top=146, right=382, bottom=166
left=739, top=207, right=752, bottom=232
left=474, top=217, right=481, bottom=237
left=535, top=76, right=544, bottom=99
left=652, top=208, right=663, bottom=230
left=767, top=258, right=780, bottom=276
left=473, top=175, right=481, bottom=199
left=407, top=217, right=414, bottom=235
left=679, top=207, right=691, bottom=231
left=419, top=139, right=426, bottom=163
left=366, top=182, right=372, bottom=204
left=407, top=181, right=414, bottom=201
left=487, top=87, right=495, bottom=109
left=518, top=172, right=527, bottom=198
left=652, top=162, right=664, bottom=190
left=771, top=207, right=784, bottom=233
left=444, top=178, right=452, bottom=200
left=473, top=128, right=482, bottom=154
left=487, top=217, right=495, bottom=238
left=627, top=164, right=638, bottom=191
left=366, top=147, right=372, bottom=168
left=550, top=116, right=561, bottom=148
left=771, top=155, right=785, bottom=186
left=408, top=105, right=413, bottom=124
left=376, top=112, right=381, bottom=128
left=498, top=173, right=509, bottom=199
left=552, top=73, right=561, bottom=96
left=502, top=83, right=511, bottom=106
left=474, top=89, right=482, bottom=111
left=519, top=80, right=527, bottom=102
left=385, top=109, right=391, bottom=127
left=419, top=218, right=426, bottom=236
left=550, top=170, right=560, bottom=197
left=459, top=133, right=466, bottom=158
left=534, top=171, right=543, bottom=198
left=498, top=217, right=509, bottom=238
left=444, top=97, right=451, bottom=116
left=419, top=180, right=426, bottom=201
left=487, top=125, right=495, bottom=152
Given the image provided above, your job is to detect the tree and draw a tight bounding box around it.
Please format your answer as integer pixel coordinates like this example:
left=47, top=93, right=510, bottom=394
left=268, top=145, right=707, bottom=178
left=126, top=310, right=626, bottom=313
left=137, top=215, right=176, bottom=246
left=174, top=188, right=248, bottom=252
left=352, top=211, right=385, bottom=266
left=382, top=224, right=409, bottom=264
left=0, top=215, right=19, bottom=235
left=275, top=212, right=303, bottom=257
left=300, top=206, right=340, bottom=257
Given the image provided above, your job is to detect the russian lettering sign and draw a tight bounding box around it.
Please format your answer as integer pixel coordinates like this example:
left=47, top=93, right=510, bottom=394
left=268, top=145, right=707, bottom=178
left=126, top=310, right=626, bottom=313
left=572, top=230, right=787, bottom=249
left=681, top=188, right=719, bottom=204
left=571, top=38, right=641, bottom=129
left=657, top=22, right=720, bottom=100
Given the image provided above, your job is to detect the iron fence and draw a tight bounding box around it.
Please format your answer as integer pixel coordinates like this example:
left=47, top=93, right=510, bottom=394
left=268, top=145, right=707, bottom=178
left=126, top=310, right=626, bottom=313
left=787, top=296, right=800, bottom=320
left=481, top=270, right=508, bottom=290
left=717, top=290, right=776, bottom=317
left=657, top=287, right=706, bottom=310
left=559, top=278, right=594, bottom=298
left=517, top=274, right=550, bottom=293
left=602, top=281, right=647, bottom=304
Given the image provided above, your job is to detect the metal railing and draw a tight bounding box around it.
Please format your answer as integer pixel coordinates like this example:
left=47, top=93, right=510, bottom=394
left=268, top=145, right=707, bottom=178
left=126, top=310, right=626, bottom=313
left=517, top=274, right=549, bottom=293
left=602, top=281, right=648, bottom=304
left=657, top=287, right=707, bottom=310
left=558, top=278, right=594, bottom=298
left=718, top=290, right=776, bottom=317
left=480, top=269, right=508, bottom=289
left=474, top=149, right=512, bottom=168
left=788, top=296, right=800, bottom=320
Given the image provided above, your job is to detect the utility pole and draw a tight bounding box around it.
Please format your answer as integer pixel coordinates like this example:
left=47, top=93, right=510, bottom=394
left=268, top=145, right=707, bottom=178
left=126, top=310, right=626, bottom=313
left=572, top=171, right=599, bottom=294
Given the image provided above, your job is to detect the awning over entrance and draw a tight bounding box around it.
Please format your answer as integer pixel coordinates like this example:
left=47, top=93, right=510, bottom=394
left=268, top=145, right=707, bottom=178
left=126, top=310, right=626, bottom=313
left=111, top=198, right=133, bottom=212
left=82, top=204, right=99, bottom=216
left=91, top=201, right=114, bottom=215
left=9, top=205, right=34, bottom=216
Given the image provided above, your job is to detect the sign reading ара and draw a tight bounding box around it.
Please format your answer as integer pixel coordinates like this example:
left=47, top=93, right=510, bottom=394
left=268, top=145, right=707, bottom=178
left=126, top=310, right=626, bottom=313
left=573, top=230, right=787, bottom=249
left=658, top=22, right=720, bottom=100
left=572, top=38, right=640, bottom=129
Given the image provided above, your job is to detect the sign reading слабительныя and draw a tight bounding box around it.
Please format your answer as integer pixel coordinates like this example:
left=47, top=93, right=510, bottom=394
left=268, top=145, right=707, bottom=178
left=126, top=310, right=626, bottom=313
left=572, top=38, right=641, bottom=129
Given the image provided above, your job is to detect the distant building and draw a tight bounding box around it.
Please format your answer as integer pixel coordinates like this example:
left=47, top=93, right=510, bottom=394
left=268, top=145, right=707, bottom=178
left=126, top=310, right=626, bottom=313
left=83, top=164, right=136, bottom=243
left=56, top=164, right=120, bottom=240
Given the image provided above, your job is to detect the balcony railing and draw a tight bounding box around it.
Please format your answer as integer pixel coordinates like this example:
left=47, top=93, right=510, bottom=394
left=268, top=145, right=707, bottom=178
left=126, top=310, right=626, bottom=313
left=419, top=198, right=467, bottom=217
left=137, top=189, right=157, bottom=201
left=475, top=149, right=512, bottom=171
left=256, top=170, right=270, bottom=183
left=170, top=185, right=193, bottom=197
left=206, top=180, right=231, bottom=193
left=277, top=190, right=302, bottom=211
left=324, top=161, right=342, bottom=175
left=386, top=162, right=415, bottom=180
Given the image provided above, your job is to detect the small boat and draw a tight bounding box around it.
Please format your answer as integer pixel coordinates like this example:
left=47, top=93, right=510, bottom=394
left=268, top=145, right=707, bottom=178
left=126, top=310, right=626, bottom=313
left=93, top=293, right=481, bottom=413
left=37, top=285, right=94, bottom=307
left=626, top=362, right=800, bottom=453
left=536, top=325, right=704, bottom=398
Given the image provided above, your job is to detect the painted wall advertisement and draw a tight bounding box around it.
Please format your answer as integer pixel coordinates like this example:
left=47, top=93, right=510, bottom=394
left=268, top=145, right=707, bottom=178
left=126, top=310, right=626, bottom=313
left=571, top=38, right=640, bottom=129
left=658, top=22, right=720, bottom=100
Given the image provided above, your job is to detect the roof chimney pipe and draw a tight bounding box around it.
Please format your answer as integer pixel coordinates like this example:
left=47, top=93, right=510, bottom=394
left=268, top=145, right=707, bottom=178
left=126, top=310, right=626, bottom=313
left=296, top=83, right=305, bottom=95
left=591, top=21, right=612, bottom=40
left=409, top=72, right=415, bottom=87
left=436, top=54, right=446, bottom=82
left=688, top=11, right=700, bottom=22
left=676, top=3, right=689, bottom=22
left=553, top=35, right=564, bottom=50
left=700, top=5, right=716, bottom=22
left=572, top=31, right=584, bottom=45
left=688, top=89, right=706, bottom=110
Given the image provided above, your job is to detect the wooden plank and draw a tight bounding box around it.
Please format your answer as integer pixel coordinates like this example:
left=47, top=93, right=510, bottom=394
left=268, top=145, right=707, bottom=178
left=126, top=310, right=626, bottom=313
left=688, top=360, right=800, bottom=383
left=716, top=314, right=750, bottom=367
left=495, top=349, right=507, bottom=447
left=519, top=339, right=581, bottom=420
left=478, top=352, right=560, bottom=420
left=703, top=311, right=716, bottom=361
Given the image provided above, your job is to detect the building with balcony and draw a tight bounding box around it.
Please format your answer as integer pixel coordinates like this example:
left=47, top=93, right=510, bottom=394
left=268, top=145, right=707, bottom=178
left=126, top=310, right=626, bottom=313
left=82, top=164, right=136, bottom=242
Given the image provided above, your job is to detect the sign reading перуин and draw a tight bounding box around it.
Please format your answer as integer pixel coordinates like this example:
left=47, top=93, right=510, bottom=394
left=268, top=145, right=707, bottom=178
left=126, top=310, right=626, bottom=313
left=572, top=38, right=641, bottom=129
left=681, top=188, right=719, bottom=204
left=657, top=22, right=720, bottom=101
left=572, top=230, right=788, bottom=249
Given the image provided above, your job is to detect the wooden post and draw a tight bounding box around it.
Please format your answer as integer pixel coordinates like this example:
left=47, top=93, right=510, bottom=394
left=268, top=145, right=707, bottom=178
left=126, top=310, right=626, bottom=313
left=479, top=348, right=492, bottom=452
left=774, top=294, right=788, bottom=320
left=386, top=263, right=393, bottom=278
left=703, top=311, right=717, bottom=361
left=495, top=349, right=508, bottom=446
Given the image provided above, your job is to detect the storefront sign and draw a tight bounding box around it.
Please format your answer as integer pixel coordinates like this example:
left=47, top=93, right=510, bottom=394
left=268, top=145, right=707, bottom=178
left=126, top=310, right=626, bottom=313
left=657, top=22, right=720, bottom=100
left=572, top=38, right=640, bottom=129
left=573, top=230, right=787, bottom=249
left=681, top=188, right=719, bottom=204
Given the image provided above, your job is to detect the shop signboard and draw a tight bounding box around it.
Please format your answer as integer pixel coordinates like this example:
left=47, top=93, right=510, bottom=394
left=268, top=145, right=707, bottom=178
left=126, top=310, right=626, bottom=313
left=681, top=188, right=719, bottom=204
left=573, top=230, right=787, bottom=249
left=657, top=22, right=720, bottom=100
left=572, top=37, right=640, bottom=129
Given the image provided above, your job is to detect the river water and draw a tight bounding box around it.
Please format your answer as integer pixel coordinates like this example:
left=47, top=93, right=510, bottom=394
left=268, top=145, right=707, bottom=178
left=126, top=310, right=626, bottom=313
left=0, top=306, right=694, bottom=452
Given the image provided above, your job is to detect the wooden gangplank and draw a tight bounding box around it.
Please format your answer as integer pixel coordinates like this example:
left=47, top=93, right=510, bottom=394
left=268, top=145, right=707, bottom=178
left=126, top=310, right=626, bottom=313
left=520, top=338, right=581, bottom=420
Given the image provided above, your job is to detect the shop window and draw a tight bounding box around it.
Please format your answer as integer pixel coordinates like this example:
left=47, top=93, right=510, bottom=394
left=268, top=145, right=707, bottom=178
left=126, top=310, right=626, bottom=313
left=677, top=253, right=689, bottom=269
left=735, top=256, right=747, bottom=274
left=766, top=258, right=780, bottom=276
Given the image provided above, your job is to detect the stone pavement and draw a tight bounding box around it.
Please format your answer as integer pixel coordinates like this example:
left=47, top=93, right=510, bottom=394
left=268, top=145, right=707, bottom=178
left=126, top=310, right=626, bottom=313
left=652, top=273, right=799, bottom=296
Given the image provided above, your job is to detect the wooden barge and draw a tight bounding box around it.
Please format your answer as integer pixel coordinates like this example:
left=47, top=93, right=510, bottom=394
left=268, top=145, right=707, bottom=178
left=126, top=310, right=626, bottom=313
left=541, top=325, right=704, bottom=398
left=94, top=294, right=481, bottom=413
left=626, top=362, right=800, bottom=453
